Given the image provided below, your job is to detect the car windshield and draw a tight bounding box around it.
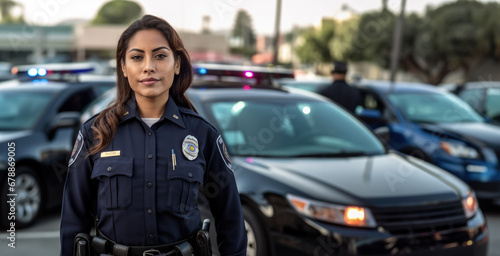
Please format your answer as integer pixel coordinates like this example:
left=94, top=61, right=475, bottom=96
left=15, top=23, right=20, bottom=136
left=0, top=90, right=55, bottom=131
left=207, top=100, right=385, bottom=157
left=388, top=92, right=484, bottom=123
left=486, top=88, right=500, bottom=122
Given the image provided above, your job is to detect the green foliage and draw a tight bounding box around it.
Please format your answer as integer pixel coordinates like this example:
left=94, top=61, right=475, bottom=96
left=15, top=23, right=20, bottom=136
left=295, top=19, right=336, bottom=64
left=231, top=9, right=256, bottom=48
left=0, top=0, right=24, bottom=24
left=230, top=47, right=257, bottom=58
left=344, top=10, right=395, bottom=68
left=92, top=0, right=144, bottom=25
left=296, top=0, right=500, bottom=84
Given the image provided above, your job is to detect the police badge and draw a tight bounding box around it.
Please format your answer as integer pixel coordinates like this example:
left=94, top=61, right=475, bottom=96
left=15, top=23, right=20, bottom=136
left=182, top=135, right=199, bottom=160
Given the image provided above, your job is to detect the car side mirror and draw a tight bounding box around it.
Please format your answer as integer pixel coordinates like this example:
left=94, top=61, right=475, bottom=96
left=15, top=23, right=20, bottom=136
left=373, top=126, right=390, bottom=143
left=48, top=112, right=81, bottom=139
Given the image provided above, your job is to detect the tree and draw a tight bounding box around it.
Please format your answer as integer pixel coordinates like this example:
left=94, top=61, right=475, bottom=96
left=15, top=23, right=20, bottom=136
left=341, top=0, right=500, bottom=85
left=230, top=9, right=256, bottom=57
left=0, top=0, right=24, bottom=24
left=231, top=10, right=256, bottom=48
left=92, top=0, right=144, bottom=25
left=295, top=19, right=336, bottom=65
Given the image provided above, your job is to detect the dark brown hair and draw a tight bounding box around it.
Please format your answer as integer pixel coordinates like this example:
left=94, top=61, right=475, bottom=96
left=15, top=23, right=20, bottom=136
left=89, top=14, right=195, bottom=155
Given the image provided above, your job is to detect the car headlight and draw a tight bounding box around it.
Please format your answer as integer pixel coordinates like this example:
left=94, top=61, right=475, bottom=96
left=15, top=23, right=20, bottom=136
left=286, top=194, right=377, bottom=228
left=462, top=191, right=478, bottom=219
left=440, top=141, right=479, bottom=159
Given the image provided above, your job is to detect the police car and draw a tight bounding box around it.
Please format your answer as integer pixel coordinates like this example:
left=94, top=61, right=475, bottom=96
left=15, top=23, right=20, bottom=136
left=82, top=64, right=487, bottom=256
left=0, top=63, right=115, bottom=228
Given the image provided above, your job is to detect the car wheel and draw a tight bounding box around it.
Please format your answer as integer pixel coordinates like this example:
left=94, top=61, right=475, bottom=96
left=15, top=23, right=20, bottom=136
left=243, top=205, right=269, bottom=256
left=1, top=167, right=43, bottom=228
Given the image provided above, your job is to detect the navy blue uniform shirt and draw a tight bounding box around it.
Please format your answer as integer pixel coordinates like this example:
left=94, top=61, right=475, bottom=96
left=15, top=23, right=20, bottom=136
left=320, top=80, right=361, bottom=114
left=60, top=96, right=247, bottom=256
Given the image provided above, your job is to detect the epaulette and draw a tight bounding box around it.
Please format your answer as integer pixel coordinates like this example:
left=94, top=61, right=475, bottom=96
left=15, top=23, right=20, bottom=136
left=178, top=106, right=219, bottom=132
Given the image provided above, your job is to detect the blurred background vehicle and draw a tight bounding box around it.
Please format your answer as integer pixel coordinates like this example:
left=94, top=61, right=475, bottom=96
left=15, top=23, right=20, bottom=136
left=0, top=63, right=115, bottom=228
left=82, top=64, right=488, bottom=256
left=0, top=62, right=14, bottom=82
left=284, top=79, right=500, bottom=205
left=443, top=82, right=500, bottom=126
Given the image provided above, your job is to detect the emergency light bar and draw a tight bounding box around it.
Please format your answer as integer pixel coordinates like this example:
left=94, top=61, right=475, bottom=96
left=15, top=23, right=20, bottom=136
left=12, top=62, right=95, bottom=78
left=193, top=63, right=294, bottom=80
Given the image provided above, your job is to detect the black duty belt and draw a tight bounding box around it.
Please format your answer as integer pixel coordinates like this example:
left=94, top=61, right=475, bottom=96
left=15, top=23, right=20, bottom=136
left=93, top=229, right=194, bottom=256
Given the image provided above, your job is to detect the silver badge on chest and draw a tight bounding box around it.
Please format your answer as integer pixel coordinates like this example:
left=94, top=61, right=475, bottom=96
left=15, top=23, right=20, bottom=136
left=182, top=135, right=199, bottom=160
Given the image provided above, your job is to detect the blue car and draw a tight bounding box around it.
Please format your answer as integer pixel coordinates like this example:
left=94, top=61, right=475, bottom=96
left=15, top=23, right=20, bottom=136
left=285, top=79, right=500, bottom=202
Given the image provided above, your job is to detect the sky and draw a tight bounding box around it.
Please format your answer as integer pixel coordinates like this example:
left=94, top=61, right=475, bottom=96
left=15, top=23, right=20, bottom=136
left=11, top=0, right=499, bottom=35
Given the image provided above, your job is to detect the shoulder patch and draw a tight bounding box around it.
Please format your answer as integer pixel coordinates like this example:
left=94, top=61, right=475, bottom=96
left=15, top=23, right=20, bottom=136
left=68, top=131, right=84, bottom=167
left=216, top=135, right=232, bottom=171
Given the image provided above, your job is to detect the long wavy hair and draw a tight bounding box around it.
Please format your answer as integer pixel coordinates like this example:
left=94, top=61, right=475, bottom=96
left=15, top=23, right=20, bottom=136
left=89, top=15, right=195, bottom=156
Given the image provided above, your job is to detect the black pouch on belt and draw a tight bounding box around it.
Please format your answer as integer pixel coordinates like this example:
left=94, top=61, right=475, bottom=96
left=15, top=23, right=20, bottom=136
left=73, top=233, right=92, bottom=256
left=195, top=219, right=212, bottom=256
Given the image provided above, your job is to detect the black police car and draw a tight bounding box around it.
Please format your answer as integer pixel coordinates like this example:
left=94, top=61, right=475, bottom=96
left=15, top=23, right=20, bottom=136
left=0, top=63, right=115, bottom=228
left=82, top=64, right=488, bottom=256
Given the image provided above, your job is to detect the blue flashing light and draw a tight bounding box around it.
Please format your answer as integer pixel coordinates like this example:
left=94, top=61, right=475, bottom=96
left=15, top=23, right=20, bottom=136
left=37, top=68, right=47, bottom=76
left=28, top=68, right=38, bottom=77
left=199, top=68, right=208, bottom=75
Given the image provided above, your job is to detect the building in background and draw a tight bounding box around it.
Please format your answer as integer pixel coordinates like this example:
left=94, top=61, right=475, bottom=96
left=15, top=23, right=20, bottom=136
left=0, top=23, right=231, bottom=66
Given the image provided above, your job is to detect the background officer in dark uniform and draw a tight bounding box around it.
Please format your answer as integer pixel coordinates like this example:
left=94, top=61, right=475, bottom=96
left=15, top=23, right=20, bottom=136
left=59, top=15, right=246, bottom=256
left=319, top=61, right=361, bottom=114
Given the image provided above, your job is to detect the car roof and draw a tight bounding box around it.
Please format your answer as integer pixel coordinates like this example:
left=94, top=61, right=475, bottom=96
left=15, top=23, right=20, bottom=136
left=187, top=85, right=326, bottom=103
left=463, top=81, right=500, bottom=88
left=356, top=80, right=441, bottom=94
left=0, top=79, right=114, bottom=93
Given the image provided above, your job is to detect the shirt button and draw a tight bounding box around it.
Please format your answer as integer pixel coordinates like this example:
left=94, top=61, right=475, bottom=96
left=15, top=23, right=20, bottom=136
left=107, top=167, right=112, bottom=172
left=147, top=208, right=152, bottom=214
left=147, top=182, right=152, bottom=187
left=148, top=154, right=153, bottom=159
left=149, top=235, right=154, bottom=239
left=148, top=132, right=152, bottom=136
left=188, top=173, right=193, bottom=178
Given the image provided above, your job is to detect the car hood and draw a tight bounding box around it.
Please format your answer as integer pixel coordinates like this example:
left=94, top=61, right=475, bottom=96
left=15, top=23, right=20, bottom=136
left=420, top=122, right=500, bottom=148
left=247, top=153, right=462, bottom=206
left=0, top=130, right=31, bottom=143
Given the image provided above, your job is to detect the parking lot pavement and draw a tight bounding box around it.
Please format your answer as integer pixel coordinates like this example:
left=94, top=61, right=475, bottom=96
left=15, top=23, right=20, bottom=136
left=1, top=208, right=60, bottom=256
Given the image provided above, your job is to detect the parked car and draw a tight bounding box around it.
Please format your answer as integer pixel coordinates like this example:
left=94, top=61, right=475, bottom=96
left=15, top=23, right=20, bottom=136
left=443, top=81, right=500, bottom=126
left=285, top=79, right=500, bottom=203
left=0, top=63, right=115, bottom=228
left=81, top=65, right=488, bottom=256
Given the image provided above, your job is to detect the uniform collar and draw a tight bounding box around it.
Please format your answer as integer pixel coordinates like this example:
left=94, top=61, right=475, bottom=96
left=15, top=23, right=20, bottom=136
left=121, top=94, right=186, bottom=129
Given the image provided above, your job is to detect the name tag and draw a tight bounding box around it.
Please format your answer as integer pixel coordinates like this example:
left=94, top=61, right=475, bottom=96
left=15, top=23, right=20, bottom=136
left=101, top=150, right=120, bottom=158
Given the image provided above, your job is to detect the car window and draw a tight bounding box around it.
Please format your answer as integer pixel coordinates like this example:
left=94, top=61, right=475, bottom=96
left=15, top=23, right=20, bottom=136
left=58, top=88, right=95, bottom=113
left=458, top=88, right=484, bottom=112
left=486, top=88, right=500, bottom=122
left=388, top=92, right=483, bottom=123
left=208, top=100, right=385, bottom=157
left=0, top=90, right=55, bottom=131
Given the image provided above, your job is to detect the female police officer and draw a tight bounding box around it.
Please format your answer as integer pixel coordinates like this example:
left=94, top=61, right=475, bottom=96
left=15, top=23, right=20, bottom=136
left=60, top=15, right=247, bottom=256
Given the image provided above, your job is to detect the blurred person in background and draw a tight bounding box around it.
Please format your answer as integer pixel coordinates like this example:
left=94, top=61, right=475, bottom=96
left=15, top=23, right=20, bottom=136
left=320, top=61, right=361, bottom=114
left=59, top=14, right=246, bottom=256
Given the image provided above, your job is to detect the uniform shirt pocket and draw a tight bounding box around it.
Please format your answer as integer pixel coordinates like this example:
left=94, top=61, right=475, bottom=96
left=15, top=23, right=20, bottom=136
left=166, top=162, right=204, bottom=213
left=91, top=157, right=133, bottom=210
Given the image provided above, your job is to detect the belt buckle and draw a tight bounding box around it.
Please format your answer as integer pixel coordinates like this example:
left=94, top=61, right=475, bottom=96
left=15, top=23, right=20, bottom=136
left=143, top=248, right=161, bottom=256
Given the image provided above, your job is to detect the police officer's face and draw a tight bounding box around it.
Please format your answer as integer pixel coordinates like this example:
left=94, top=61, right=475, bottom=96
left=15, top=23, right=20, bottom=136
left=122, top=29, right=180, bottom=103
